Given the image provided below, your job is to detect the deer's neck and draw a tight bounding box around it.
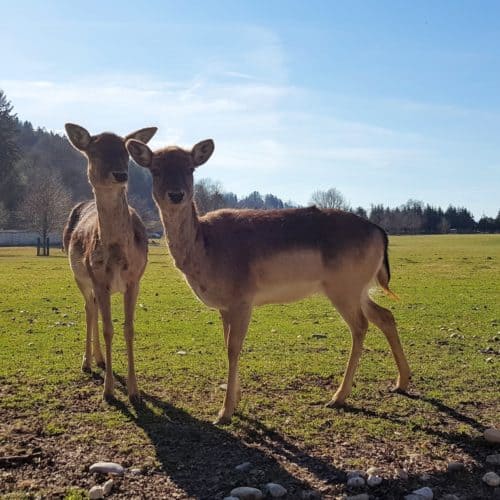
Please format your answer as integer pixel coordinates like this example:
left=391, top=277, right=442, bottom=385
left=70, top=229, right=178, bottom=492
left=160, top=202, right=202, bottom=273
left=93, top=187, right=132, bottom=247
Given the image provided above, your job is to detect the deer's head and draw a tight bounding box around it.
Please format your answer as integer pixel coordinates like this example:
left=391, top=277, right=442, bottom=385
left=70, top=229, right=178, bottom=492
left=126, top=139, right=214, bottom=211
left=65, top=123, right=157, bottom=190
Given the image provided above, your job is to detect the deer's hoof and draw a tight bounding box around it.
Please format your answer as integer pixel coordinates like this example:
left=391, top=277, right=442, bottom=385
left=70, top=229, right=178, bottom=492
left=213, top=414, right=233, bottom=426
left=325, top=399, right=345, bottom=409
left=102, top=391, right=116, bottom=403
left=129, top=393, right=142, bottom=406
left=390, top=386, right=408, bottom=395
left=81, top=363, right=92, bottom=374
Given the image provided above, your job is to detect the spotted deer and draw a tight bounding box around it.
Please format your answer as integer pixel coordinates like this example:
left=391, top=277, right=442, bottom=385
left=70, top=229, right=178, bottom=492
left=126, top=137, right=411, bottom=424
left=63, top=124, right=157, bottom=403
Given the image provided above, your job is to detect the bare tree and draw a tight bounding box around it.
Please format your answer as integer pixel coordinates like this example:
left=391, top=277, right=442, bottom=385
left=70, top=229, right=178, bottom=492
left=129, top=194, right=162, bottom=234
left=310, top=188, right=350, bottom=210
left=18, top=169, right=72, bottom=253
left=194, top=178, right=225, bottom=215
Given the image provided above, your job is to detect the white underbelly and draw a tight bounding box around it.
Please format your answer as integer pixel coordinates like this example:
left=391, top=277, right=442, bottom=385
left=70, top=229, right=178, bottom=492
left=251, top=248, right=324, bottom=306
left=253, top=280, right=321, bottom=306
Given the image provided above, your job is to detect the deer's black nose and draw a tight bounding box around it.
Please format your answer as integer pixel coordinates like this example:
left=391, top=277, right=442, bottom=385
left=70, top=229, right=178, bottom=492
left=168, top=192, right=184, bottom=204
left=112, top=172, right=128, bottom=183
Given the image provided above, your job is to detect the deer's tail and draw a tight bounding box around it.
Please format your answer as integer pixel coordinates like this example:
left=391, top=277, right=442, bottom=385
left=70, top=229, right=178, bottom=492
left=376, top=229, right=400, bottom=301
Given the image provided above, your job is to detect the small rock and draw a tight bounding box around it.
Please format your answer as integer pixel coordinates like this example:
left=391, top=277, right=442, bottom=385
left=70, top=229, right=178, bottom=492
left=395, top=468, right=409, bottom=480
left=176, top=350, right=187, bottom=355
left=447, top=461, right=464, bottom=472
left=485, top=428, right=500, bottom=444
left=129, top=468, right=142, bottom=475
left=347, top=470, right=365, bottom=479
left=486, top=454, right=500, bottom=465
left=89, top=462, right=124, bottom=475
left=366, top=466, right=379, bottom=475
left=367, top=474, right=382, bottom=486
left=300, top=491, right=321, bottom=500
left=219, top=383, right=228, bottom=391
left=264, top=483, right=287, bottom=497
left=271, top=328, right=277, bottom=333
left=235, top=462, right=252, bottom=472
left=412, top=486, right=433, bottom=499
left=230, top=486, right=264, bottom=499
left=347, top=476, right=365, bottom=488
left=347, top=495, right=369, bottom=500
left=103, top=479, right=114, bottom=495
left=89, top=486, right=104, bottom=499
left=483, top=471, right=500, bottom=487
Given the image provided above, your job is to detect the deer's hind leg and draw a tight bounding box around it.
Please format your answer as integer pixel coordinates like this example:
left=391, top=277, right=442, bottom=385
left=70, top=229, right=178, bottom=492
left=361, top=297, right=411, bottom=392
left=324, top=286, right=369, bottom=407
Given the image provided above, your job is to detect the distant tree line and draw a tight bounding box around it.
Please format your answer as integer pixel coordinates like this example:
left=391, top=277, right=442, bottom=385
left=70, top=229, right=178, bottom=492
left=0, top=89, right=499, bottom=239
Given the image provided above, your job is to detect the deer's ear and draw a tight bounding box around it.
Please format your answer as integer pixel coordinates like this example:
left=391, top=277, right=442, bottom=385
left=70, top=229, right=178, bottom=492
left=192, top=139, right=214, bottom=167
left=65, top=123, right=91, bottom=151
left=125, top=127, right=158, bottom=144
left=126, top=139, right=153, bottom=168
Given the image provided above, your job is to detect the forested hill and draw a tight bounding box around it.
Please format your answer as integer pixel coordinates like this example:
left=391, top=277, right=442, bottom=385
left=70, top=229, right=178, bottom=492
left=1, top=89, right=499, bottom=235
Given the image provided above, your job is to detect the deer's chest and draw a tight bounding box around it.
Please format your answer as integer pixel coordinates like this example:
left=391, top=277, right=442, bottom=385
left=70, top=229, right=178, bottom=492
left=89, top=244, right=138, bottom=293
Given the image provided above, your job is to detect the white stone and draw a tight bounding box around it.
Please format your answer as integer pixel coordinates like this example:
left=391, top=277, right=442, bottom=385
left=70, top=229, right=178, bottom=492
left=230, top=486, right=264, bottom=500
left=89, top=462, right=124, bottom=475
left=486, top=453, right=500, bottom=465
left=103, top=479, right=114, bottom=495
left=412, top=486, right=433, bottom=499
left=89, top=486, right=104, bottom=499
left=366, top=466, right=379, bottom=475
left=367, top=474, right=382, bottom=486
left=482, top=471, right=500, bottom=487
left=235, top=462, right=252, bottom=472
left=129, top=468, right=142, bottom=475
left=347, top=495, right=369, bottom=500
left=484, top=428, right=500, bottom=444
left=176, top=350, right=187, bottom=355
left=219, top=383, right=228, bottom=391
left=264, top=483, right=287, bottom=497
left=346, top=476, right=365, bottom=488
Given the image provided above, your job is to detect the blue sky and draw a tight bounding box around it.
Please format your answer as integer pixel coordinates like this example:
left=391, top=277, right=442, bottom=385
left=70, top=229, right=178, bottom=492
left=1, top=0, right=499, bottom=217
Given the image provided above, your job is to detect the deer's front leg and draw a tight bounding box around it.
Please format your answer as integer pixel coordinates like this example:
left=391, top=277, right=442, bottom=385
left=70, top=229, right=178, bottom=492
left=215, top=304, right=252, bottom=425
left=95, top=288, right=115, bottom=401
left=124, top=283, right=140, bottom=404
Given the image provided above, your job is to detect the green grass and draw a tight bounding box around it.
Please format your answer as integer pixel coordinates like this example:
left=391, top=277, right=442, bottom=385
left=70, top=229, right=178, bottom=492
left=0, top=235, right=499, bottom=498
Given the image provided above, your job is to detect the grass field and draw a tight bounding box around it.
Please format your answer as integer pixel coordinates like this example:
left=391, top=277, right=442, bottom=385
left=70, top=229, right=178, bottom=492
left=0, top=235, right=499, bottom=499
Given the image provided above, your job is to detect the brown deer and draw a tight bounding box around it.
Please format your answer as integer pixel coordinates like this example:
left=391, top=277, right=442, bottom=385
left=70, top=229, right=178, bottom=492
left=126, top=138, right=411, bottom=424
left=63, top=124, right=157, bottom=403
